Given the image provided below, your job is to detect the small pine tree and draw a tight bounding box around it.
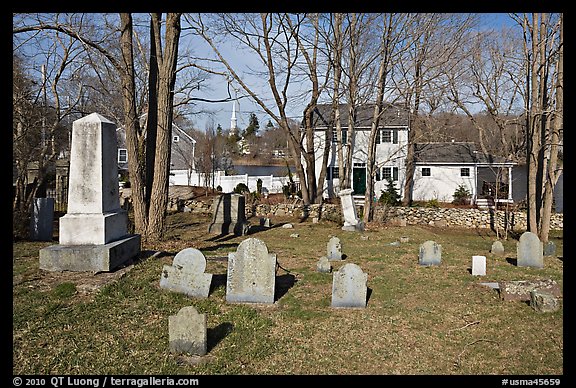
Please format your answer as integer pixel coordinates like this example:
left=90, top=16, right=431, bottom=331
left=452, top=184, right=471, bottom=205
left=379, top=178, right=401, bottom=206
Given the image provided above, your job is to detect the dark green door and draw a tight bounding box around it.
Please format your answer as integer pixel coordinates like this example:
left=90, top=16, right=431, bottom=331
left=352, top=167, right=366, bottom=195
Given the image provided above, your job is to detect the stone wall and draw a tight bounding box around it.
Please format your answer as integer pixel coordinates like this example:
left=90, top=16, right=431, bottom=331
left=170, top=197, right=563, bottom=231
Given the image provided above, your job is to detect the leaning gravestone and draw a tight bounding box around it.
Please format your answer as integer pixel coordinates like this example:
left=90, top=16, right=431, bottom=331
left=530, top=289, right=560, bottom=313
left=30, top=197, right=54, bottom=241
left=160, top=248, right=213, bottom=298
left=419, top=241, right=442, bottom=266
left=472, top=255, right=486, bottom=276
left=208, top=193, right=248, bottom=236
left=338, top=188, right=364, bottom=231
left=327, top=236, right=342, bottom=261
left=39, top=113, right=140, bottom=272
left=168, top=306, right=207, bottom=356
left=490, top=240, right=505, bottom=256
left=517, top=231, right=544, bottom=268
left=226, top=238, right=277, bottom=304
left=331, top=263, right=368, bottom=308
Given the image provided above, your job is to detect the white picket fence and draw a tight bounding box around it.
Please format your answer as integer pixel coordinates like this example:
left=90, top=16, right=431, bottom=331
left=169, top=169, right=293, bottom=194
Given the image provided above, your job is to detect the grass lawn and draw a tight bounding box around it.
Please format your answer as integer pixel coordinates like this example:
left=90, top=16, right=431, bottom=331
left=12, top=212, right=563, bottom=375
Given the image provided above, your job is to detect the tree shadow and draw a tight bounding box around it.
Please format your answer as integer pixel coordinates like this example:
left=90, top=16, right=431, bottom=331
left=207, top=322, right=234, bottom=352
left=201, top=242, right=239, bottom=252
left=274, top=273, right=297, bottom=302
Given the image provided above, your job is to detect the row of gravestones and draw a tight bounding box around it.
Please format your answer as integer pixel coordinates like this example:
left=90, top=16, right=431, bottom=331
left=163, top=231, right=557, bottom=356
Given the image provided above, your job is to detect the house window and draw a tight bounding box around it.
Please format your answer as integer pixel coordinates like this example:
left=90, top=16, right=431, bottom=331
left=422, top=167, right=431, bottom=177
left=382, top=166, right=399, bottom=181
left=118, top=149, right=128, bottom=163
left=173, top=135, right=180, bottom=143
left=331, top=130, right=347, bottom=144
left=381, top=129, right=392, bottom=143
left=461, top=168, right=470, bottom=177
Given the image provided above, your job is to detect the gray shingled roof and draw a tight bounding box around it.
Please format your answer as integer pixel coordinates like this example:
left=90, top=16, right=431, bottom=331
left=414, top=142, right=513, bottom=165
left=311, top=103, right=409, bottom=128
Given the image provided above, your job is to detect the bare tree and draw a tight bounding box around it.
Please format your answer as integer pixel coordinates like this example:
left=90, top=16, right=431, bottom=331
left=13, top=13, right=183, bottom=241
left=184, top=13, right=331, bottom=206
left=512, top=13, right=562, bottom=242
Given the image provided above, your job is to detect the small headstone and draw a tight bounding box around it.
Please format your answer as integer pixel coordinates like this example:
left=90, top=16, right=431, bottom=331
left=543, top=241, right=556, bottom=257
left=331, top=263, right=368, bottom=308
left=472, top=255, right=486, bottom=276
left=160, top=248, right=213, bottom=298
left=419, top=241, right=442, bottom=266
left=226, top=238, right=277, bottom=304
left=327, top=236, right=342, bottom=261
left=400, top=236, right=409, bottom=243
left=389, top=241, right=400, bottom=247
left=290, top=233, right=299, bottom=238
left=530, top=290, right=560, bottom=313
left=360, top=235, right=369, bottom=241
left=282, top=223, right=293, bottom=229
left=517, top=232, right=544, bottom=268
left=208, top=193, right=248, bottom=236
left=316, top=256, right=332, bottom=273
left=30, top=197, right=54, bottom=241
left=168, top=306, right=207, bottom=356
left=260, top=217, right=271, bottom=228
left=499, top=279, right=562, bottom=302
left=338, top=189, right=364, bottom=232
left=312, top=217, right=319, bottom=223
left=490, top=241, right=505, bottom=256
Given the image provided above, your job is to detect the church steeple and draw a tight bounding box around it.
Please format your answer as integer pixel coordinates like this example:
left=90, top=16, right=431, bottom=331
left=230, top=100, right=237, bottom=131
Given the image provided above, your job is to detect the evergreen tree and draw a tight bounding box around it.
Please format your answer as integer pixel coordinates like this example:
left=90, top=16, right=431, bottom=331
left=378, top=178, right=401, bottom=206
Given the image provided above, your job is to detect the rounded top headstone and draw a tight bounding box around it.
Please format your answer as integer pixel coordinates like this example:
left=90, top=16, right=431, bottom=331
left=173, top=248, right=207, bottom=273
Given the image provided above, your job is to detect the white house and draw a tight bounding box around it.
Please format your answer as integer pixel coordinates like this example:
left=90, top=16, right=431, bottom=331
left=309, top=103, right=516, bottom=205
left=412, top=141, right=516, bottom=205
left=309, top=103, right=410, bottom=200
left=115, top=115, right=196, bottom=185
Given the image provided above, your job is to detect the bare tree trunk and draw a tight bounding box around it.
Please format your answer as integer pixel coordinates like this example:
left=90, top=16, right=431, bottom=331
left=147, top=13, right=181, bottom=241
left=119, top=13, right=148, bottom=237
left=539, top=13, right=562, bottom=243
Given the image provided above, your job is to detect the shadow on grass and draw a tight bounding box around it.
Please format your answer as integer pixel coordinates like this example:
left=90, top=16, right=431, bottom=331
left=366, top=287, right=373, bottom=306
left=209, top=273, right=227, bottom=296
left=207, top=322, right=234, bottom=352
left=506, top=257, right=518, bottom=266
left=275, top=273, right=297, bottom=302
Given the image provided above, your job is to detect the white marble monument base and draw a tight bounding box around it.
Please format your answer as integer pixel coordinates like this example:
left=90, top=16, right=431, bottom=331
left=59, top=211, right=128, bottom=245
left=39, top=234, right=141, bottom=273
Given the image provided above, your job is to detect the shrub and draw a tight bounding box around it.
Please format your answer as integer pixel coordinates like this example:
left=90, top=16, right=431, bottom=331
left=233, top=182, right=249, bottom=194
left=425, top=199, right=440, bottom=208
left=378, top=178, right=401, bottom=206
left=453, top=184, right=471, bottom=205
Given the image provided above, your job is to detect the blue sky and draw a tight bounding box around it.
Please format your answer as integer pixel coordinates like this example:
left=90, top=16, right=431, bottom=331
left=187, top=13, right=521, bottom=132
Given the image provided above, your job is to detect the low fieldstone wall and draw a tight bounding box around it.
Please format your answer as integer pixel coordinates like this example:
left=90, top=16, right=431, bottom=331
left=168, top=196, right=563, bottom=231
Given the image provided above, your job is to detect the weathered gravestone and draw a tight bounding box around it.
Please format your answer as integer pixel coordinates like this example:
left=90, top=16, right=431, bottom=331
left=338, top=188, right=364, bottom=232
left=327, top=236, right=342, bottom=261
left=517, top=231, right=544, bottom=268
left=160, top=248, right=213, bottom=298
left=208, top=193, right=248, bottom=236
left=30, top=197, right=54, bottom=241
left=226, top=238, right=277, bottom=304
left=168, top=306, right=207, bottom=356
left=316, top=256, right=332, bottom=273
left=331, top=263, right=368, bottom=308
left=419, top=240, right=442, bottom=266
left=530, top=289, right=560, bottom=313
left=490, top=240, right=505, bottom=256
left=472, top=255, right=486, bottom=276
left=499, top=279, right=562, bottom=302
left=39, top=113, right=140, bottom=272
left=543, top=241, right=557, bottom=257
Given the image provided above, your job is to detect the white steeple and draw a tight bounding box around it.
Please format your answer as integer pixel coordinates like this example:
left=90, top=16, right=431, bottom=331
left=230, top=100, right=237, bottom=131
